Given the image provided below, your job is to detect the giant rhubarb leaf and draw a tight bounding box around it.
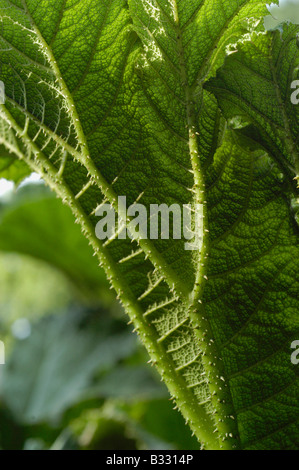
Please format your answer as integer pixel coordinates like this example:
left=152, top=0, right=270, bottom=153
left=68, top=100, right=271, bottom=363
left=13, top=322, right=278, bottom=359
left=0, top=0, right=298, bottom=449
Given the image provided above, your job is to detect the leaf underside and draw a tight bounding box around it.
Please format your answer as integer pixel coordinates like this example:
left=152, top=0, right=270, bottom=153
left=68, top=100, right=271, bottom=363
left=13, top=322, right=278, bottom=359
left=206, top=26, right=299, bottom=191
left=0, top=0, right=298, bottom=449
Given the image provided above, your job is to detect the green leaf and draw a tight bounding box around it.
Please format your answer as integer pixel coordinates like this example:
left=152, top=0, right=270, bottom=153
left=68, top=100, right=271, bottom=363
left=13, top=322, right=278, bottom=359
left=0, top=119, right=31, bottom=183
left=0, top=156, right=30, bottom=183
left=206, top=26, right=299, bottom=191
left=205, top=132, right=299, bottom=449
left=1, top=0, right=298, bottom=450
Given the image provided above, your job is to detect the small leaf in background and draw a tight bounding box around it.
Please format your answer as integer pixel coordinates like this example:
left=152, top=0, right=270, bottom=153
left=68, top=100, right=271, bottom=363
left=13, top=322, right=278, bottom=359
left=0, top=144, right=30, bottom=184
left=206, top=27, right=299, bottom=191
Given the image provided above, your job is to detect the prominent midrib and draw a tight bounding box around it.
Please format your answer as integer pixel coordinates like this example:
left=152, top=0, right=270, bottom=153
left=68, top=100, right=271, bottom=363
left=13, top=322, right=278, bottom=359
left=20, top=0, right=190, bottom=300
left=169, top=0, right=240, bottom=449
left=10, top=0, right=226, bottom=448
left=0, top=103, right=221, bottom=449
left=168, top=0, right=208, bottom=297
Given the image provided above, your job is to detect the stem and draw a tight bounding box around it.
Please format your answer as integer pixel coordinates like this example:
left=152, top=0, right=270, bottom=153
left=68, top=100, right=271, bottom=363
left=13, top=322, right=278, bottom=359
left=0, top=103, right=220, bottom=449
left=171, top=0, right=239, bottom=449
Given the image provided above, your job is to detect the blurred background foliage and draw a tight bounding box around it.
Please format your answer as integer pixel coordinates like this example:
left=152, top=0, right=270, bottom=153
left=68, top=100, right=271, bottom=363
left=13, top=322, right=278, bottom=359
left=0, top=177, right=200, bottom=450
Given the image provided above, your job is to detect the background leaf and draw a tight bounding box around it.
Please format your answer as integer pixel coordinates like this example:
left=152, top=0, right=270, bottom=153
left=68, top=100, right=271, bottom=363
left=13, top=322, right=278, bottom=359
left=206, top=26, right=299, bottom=190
